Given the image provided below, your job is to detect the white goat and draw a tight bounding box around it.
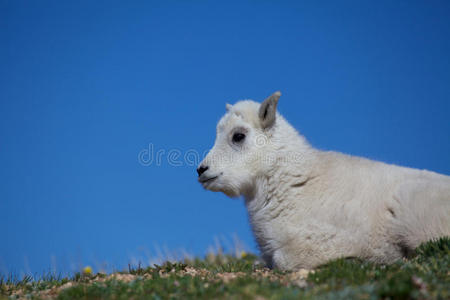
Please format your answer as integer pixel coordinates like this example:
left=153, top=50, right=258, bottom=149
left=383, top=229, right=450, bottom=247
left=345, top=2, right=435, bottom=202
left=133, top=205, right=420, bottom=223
left=197, top=92, right=450, bottom=270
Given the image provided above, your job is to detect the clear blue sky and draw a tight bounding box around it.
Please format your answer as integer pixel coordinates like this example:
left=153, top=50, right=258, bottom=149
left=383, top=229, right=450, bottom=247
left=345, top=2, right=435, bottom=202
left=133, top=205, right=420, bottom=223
left=1, top=1, right=449, bottom=276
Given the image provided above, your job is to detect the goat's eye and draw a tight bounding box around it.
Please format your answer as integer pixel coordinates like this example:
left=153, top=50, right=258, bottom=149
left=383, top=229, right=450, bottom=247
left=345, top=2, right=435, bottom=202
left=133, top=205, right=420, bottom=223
left=232, top=133, right=246, bottom=143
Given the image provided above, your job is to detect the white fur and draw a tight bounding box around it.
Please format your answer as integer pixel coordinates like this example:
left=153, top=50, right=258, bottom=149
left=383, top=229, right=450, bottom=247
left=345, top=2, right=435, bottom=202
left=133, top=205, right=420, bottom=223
left=198, top=96, right=450, bottom=270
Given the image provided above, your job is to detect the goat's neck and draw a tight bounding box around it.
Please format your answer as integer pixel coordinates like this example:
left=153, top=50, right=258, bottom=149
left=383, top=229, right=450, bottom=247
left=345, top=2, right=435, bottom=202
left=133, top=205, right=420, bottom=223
left=243, top=121, right=317, bottom=213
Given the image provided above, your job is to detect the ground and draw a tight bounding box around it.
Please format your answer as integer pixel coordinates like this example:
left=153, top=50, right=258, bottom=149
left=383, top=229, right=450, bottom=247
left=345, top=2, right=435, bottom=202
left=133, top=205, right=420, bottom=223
left=1, top=238, right=449, bottom=299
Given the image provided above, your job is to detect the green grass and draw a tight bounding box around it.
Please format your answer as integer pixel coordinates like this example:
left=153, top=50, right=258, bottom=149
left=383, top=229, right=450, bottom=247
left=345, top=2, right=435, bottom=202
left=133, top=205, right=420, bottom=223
left=1, top=237, right=449, bottom=299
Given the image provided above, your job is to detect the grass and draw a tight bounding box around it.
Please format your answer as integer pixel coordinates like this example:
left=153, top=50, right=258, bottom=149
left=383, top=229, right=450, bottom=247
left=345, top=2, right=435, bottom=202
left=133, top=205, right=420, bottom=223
left=1, top=237, right=449, bottom=299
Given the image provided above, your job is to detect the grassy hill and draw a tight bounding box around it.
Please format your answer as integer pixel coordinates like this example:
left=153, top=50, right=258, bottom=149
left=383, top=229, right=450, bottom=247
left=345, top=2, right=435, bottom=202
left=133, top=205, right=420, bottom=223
left=1, top=237, right=449, bottom=299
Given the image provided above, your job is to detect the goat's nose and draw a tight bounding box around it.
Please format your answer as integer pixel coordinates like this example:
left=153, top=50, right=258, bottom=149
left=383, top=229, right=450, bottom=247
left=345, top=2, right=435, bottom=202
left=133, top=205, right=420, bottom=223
left=197, top=165, right=209, bottom=176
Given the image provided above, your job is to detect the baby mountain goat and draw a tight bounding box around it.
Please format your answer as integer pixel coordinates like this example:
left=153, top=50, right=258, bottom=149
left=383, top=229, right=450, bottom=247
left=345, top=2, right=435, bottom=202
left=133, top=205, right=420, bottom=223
left=197, top=92, right=450, bottom=270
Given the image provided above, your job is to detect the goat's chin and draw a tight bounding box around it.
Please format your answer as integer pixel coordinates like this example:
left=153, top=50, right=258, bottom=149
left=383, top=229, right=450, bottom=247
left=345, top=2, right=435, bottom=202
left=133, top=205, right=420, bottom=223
left=206, top=183, right=240, bottom=198
left=222, top=188, right=240, bottom=198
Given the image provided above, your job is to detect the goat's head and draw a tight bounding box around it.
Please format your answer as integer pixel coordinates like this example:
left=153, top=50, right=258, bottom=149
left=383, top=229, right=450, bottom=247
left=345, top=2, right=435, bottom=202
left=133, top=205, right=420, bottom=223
left=197, top=91, right=281, bottom=197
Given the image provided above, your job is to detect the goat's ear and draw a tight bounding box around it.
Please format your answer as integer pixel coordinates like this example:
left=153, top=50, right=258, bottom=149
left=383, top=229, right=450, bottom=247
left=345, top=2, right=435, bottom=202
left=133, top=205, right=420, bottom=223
left=259, top=91, right=281, bottom=129
left=226, top=103, right=233, bottom=112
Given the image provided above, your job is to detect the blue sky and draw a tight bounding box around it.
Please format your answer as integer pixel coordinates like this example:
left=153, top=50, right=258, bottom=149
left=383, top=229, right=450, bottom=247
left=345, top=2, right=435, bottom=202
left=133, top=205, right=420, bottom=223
left=1, top=1, right=449, bottom=276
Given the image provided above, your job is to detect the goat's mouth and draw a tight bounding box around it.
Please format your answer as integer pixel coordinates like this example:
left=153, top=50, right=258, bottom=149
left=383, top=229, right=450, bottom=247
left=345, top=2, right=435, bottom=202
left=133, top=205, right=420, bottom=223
left=198, top=175, right=218, bottom=184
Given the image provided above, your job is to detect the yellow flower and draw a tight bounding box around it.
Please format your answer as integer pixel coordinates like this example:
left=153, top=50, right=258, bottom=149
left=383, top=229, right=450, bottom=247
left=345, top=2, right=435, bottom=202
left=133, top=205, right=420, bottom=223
left=83, top=266, right=93, bottom=275
left=241, top=251, right=247, bottom=258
